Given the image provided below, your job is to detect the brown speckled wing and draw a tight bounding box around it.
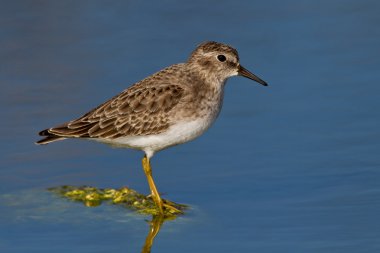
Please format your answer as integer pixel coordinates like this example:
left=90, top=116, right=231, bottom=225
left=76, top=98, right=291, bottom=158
left=47, top=84, right=184, bottom=139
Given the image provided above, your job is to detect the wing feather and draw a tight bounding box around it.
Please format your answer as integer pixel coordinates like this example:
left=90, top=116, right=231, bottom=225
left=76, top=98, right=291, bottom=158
left=44, top=84, right=185, bottom=139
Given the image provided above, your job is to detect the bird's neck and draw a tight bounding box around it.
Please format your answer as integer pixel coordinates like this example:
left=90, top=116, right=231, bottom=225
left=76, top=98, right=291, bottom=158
left=187, top=63, right=227, bottom=91
left=187, top=64, right=226, bottom=112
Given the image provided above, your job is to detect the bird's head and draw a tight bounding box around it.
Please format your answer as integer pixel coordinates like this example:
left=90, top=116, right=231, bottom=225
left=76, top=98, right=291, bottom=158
left=188, top=41, right=267, bottom=86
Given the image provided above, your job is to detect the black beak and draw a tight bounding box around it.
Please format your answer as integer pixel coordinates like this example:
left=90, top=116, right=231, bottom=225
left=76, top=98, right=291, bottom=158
left=238, top=65, right=268, bottom=86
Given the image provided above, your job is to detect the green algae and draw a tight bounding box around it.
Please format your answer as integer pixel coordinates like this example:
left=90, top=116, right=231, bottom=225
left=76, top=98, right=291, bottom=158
left=48, top=185, right=187, bottom=217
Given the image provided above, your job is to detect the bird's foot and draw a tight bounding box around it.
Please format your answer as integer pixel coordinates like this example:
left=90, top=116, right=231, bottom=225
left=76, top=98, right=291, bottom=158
left=147, top=194, right=184, bottom=216
left=162, top=200, right=183, bottom=215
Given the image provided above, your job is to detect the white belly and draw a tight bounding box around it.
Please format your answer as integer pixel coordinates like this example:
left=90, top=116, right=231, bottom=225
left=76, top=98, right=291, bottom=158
left=97, top=116, right=216, bottom=158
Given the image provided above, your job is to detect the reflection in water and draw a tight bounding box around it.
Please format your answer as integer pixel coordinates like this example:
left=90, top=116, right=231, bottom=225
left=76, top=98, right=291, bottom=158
left=141, top=215, right=165, bottom=253
left=46, top=186, right=183, bottom=252
left=48, top=186, right=181, bottom=252
left=0, top=188, right=180, bottom=253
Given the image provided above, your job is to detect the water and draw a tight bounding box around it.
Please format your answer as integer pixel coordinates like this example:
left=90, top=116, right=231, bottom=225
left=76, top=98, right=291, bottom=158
left=1, top=0, right=380, bottom=252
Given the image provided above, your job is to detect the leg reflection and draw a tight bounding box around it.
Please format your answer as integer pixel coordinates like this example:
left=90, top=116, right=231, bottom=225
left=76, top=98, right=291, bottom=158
left=141, top=215, right=164, bottom=253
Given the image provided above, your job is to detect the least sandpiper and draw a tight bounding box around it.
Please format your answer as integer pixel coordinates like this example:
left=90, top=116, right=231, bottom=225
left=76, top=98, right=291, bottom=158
left=36, top=41, right=268, bottom=214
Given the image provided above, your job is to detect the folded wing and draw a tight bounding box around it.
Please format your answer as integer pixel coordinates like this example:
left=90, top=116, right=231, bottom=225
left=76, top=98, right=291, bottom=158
left=36, top=84, right=184, bottom=144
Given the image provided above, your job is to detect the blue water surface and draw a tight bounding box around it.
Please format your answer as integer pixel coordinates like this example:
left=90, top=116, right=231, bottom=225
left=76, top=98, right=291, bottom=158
left=1, top=1, right=379, bottom=252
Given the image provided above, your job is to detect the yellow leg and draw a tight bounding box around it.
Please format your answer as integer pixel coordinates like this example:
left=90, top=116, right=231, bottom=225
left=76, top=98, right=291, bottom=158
left=142, top=156, right=164, bottom=214
left=142, top=156, right=184, bottom=215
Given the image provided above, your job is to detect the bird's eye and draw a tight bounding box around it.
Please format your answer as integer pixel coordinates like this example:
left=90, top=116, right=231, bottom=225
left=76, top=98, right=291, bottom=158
left=217, top=55, right=226, bottom=62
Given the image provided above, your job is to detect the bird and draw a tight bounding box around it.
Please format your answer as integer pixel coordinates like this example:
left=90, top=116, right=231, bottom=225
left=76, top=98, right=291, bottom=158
left=36, top=41, right=268, bottom=215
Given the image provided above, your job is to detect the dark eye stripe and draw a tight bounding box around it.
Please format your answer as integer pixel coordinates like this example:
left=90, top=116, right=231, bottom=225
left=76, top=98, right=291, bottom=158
left=227, top=60, right=237, bottom=68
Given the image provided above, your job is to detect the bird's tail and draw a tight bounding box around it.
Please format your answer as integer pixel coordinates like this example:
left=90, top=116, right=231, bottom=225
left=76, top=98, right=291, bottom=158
left=35, top=129, right=67, bottom=145
left=36, top=119, right=97, bottom=145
